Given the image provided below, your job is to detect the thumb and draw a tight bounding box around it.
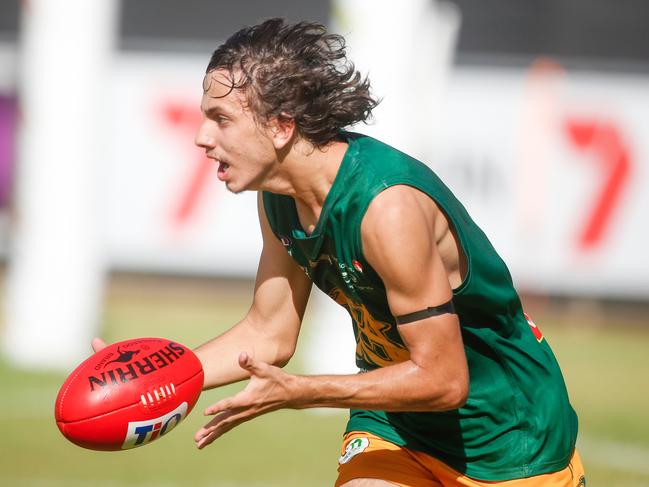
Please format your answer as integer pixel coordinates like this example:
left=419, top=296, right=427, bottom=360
left=91, top=337, right=107, bottom=353
left=238, top=351, right=264, bottom=375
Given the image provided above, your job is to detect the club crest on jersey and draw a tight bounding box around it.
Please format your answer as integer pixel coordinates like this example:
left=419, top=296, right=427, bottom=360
left=339, top=260, right=374, bottom=292
left=338, top=437, right=369, bottom=464
left=122, top=402, right=188, bottom=449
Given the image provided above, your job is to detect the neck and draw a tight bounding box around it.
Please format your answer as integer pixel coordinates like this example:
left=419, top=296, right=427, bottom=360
left=262, top=137, right=349, bottom=220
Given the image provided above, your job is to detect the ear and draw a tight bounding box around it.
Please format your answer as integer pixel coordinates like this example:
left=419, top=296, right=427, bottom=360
left=268, top=113, right=296, bottom=150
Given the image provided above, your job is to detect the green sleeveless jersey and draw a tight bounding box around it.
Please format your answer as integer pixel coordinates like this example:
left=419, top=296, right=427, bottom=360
left=262, top=133, right=578, bottom=481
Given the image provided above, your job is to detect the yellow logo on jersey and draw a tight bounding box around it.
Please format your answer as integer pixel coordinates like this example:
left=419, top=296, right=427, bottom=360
left=330, top=288, right=409, bottom=368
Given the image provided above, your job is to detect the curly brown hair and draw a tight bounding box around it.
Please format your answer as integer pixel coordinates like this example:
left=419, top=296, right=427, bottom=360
left=205, top=18, right=379, bottom=147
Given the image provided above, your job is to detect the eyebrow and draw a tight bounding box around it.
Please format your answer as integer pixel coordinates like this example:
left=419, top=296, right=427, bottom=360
left=203, top=104, right=235, bottom=119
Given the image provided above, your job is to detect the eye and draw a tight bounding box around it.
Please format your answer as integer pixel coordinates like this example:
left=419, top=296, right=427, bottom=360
left=215, top=115, right=229, bottom=126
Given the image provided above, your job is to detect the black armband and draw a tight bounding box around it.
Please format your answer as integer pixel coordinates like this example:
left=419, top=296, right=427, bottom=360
left=394, top=300, right=456, bottom=325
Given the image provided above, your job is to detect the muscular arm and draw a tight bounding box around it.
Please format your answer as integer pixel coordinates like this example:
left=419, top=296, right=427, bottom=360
left=195, top=193, right=312, bottom=389
left=290, top=185, right=469, bottom=411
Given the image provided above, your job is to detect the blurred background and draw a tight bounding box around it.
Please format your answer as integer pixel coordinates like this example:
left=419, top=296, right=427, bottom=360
left=0, top=0, right=648, bottom=485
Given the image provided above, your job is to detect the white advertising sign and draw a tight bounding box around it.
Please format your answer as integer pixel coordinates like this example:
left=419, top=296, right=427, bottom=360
left=434, top=64, right=649, bottom=297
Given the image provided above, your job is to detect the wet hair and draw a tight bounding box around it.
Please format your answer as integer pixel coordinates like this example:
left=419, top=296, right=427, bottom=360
left=205, top=18, right=379, bottom=147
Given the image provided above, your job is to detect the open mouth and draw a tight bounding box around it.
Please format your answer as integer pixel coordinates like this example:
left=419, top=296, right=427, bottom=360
left=217, top=161, right=230, bottom=180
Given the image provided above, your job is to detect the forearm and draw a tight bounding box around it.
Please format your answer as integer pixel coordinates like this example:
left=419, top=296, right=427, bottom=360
left=194, top=350, right=467, bottom=449
left=290, top=360, right=467, bottom=412
left=195, top=317, right=293, bottom=390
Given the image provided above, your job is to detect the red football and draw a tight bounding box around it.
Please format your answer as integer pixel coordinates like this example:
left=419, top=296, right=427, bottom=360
left=55, top=337, right=204, bottom=451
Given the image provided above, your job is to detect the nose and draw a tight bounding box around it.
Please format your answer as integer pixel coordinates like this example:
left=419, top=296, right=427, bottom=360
left=194, top=119, right=215, bottom=150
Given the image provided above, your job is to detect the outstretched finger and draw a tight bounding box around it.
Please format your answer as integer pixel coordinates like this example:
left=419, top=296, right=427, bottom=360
left=195, top=409, right=237, bottom=440
left=195, top=408, right=254, bottom=449
left=203, top=388, right=252, bottom=416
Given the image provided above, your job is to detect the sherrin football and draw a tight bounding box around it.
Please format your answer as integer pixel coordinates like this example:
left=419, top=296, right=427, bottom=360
left=55, top=337, right=204, bottom=451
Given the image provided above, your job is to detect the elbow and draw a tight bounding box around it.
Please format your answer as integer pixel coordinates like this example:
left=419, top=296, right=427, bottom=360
left=443, top=378, right=469, bottom=410
left=415, top=374, right=468, bottom=411
left=272, top=342, right=296, bottom=368
left=273, top=354, right=292, bottom=368
left=424, top=374, right=467, bottom=411
left=413, top=361, right=469, bottom=411
left=438, top=358, right=469, bottom=410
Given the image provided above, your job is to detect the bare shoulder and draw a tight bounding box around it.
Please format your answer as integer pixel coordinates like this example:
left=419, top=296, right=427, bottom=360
left=361, top=186, right=444, bottom=290
left=363, top=185, right=440, bottom=226
left=361, top=185, right=440, bottom=247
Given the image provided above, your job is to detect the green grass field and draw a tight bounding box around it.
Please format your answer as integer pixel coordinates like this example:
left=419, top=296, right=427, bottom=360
left=1, top=275, right=648, bottom=486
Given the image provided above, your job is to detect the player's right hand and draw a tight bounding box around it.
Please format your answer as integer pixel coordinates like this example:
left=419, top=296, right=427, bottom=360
left=91, top=337, right=108, bottom=353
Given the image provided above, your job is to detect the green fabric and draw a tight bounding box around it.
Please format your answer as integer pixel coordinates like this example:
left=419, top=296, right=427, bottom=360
left=262, top=133, right=578, bottom=481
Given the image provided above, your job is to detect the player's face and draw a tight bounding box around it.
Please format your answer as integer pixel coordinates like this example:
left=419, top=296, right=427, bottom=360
left=195, top=70, right=279, bottom=194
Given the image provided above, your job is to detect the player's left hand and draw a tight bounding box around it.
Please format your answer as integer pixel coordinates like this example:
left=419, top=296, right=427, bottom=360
left=194, top=351, right=300, bottom=449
